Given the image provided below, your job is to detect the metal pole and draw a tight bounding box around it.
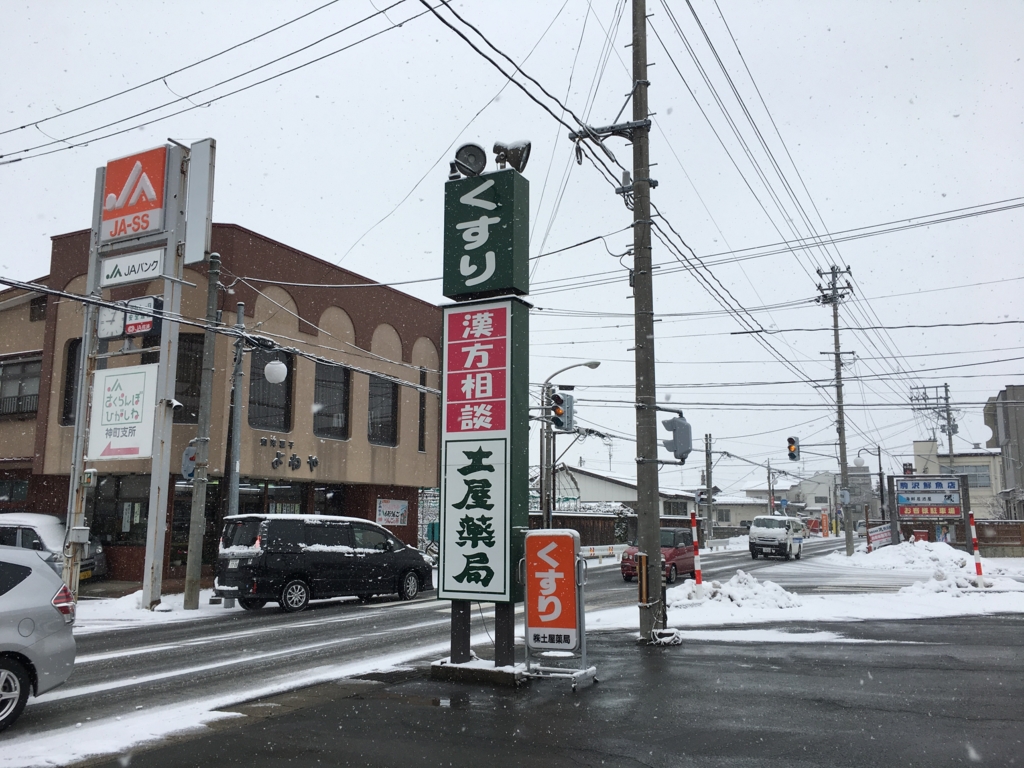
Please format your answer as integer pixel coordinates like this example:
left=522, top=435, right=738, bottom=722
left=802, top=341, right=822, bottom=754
left=631, top=0, right=660, bottom=641
left=877, top=445, right=886, bottom=521
left=141, top=145, right=186, bottom=610
left=766, top=460, right=772, bottom=515
left=183, top=254, right=221, bottom=610
left=63, top=167, right=105, bottom=598
left=705, top=434, right=713, bottom=541
left=539, top=385, right=547, bottom=528
left=227, top=303, right=245, bottom=518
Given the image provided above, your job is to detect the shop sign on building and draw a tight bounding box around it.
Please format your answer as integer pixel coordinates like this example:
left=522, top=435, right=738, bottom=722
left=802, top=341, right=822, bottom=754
left=438, top=299, right=528, bottom=603
left=100, top=248, right=165, bottom=288
left=86, top=364, right=159, bottom=460
left=376, top=498, right=409, bottom=527
left=442, top=169, right=529, bottom=301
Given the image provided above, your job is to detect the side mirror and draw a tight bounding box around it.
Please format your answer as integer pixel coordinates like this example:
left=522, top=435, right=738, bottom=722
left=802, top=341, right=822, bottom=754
left=32, top=540, right=44, bottom=551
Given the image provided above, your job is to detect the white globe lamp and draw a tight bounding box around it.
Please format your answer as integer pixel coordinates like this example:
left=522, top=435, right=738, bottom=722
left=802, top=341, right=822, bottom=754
left=264, top=359, right=288, bottom=385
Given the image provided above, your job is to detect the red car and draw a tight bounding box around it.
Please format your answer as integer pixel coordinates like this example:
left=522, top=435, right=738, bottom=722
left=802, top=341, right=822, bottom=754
left=620, top=527, right=695, bottom=584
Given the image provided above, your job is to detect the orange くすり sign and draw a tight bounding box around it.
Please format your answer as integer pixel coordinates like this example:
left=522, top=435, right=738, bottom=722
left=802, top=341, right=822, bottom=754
left=525, top=530, right=579, bottom=651
left=100, top=146, right=168, bottom=242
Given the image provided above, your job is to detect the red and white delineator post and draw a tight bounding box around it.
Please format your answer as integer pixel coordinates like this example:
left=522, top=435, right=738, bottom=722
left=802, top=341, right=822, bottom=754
left=522, top=530, right=597, bottom=690
left=690, top=510, right=704, bottom=599
left=968, top=511, right=984, bottom=577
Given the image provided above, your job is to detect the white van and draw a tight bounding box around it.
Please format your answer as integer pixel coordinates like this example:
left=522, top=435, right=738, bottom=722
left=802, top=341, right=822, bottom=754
left=749, top=515, right=804, bottom=560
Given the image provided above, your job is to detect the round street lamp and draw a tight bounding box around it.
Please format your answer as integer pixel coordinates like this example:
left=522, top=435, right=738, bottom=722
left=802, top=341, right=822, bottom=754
left=264, top=358, right=288, bottom=384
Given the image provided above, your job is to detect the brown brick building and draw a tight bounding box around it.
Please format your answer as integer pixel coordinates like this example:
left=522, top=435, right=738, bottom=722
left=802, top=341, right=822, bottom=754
left=0, top=224, right=441, bottom=580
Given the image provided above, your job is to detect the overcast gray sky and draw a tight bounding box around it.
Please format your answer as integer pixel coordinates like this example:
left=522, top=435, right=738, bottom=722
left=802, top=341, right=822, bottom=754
left=2, top=0, right=1021, bottom=493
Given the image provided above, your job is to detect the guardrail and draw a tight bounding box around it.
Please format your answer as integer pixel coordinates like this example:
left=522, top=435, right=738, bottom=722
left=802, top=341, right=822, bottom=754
left=579, top=544, right=628, bottom=562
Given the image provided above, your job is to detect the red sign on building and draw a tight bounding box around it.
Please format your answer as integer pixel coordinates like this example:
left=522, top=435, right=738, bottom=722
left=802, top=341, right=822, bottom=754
left=100, top=146, right=168, bottom=242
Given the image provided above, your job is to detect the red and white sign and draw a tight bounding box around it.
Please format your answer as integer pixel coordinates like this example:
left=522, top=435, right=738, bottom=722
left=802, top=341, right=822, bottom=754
left=442, top=302, right=509, bottom=436
left=525, top=530, right=580, bottom=651
left=100, top=146, right=168, bottom=242
left=124, top=296, right=157, bottom=335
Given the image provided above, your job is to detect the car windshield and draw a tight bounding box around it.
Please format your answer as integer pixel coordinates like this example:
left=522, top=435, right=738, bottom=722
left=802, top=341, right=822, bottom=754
left=754, top=518, right=786, bottom=529
left=660, top=529, right=676, bottom=547
left=221, top=519, right=261, bottom=549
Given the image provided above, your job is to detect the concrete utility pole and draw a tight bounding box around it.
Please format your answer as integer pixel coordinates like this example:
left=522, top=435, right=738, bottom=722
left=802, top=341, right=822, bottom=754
left=630, top=0, right=661, bottom=641
left=183, top=254, right=221, bottom=610
left=817, top=265, right=854, bottom=556
left=766, top=460, right=773, bottom=515
left=704, top=434, right=713, bottom=540
left=226, top=303, right=245, bottom=518
left=876, top=445, right=886, bottom=521
left=944, top=383, right=956, bottom=472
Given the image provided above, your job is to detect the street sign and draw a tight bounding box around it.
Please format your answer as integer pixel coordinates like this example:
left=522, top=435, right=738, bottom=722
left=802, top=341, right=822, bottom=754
left=896, top=476, right=962, bottom=519
left=86, top=364, right=159, bottom=460
left=438, top=299, right=528, bottom=603
left=868, top=523, right=891, bottom=550
left=525, top=530, right=581, bottom=652
left=100, top=146, right=168, bottom=243
left=99, top=248, right=164, bottom=288
left=181, top=446, right=196, bottom=479
left=443, top=169, right=528, bottom=301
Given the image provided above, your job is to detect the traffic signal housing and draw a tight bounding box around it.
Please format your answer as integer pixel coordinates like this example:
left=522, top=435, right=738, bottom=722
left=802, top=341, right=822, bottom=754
left=662, top=415, right=692, bottom=463
left=551, top=392, right=575, bottom=431
left=787, top=436, right=800, bottom=461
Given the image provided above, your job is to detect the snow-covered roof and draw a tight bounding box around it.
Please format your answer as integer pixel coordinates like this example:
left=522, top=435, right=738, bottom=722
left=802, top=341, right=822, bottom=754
left=559, top=465, right=695, bottom=499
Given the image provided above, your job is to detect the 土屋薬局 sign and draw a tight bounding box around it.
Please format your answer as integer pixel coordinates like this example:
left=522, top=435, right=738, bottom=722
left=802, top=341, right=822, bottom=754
left=376, top=498, right=409, bottom=527
left=442, top=169, right=528, bottom=301
left=438, top=300, right=527, bottom=603
left=86, top=364, right=158, bottom=460
left=100, top=146, right=168, bottom=243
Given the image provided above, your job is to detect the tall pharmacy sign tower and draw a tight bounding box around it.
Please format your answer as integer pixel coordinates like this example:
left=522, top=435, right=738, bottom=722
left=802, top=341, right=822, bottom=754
left=438, top=162, right=529, bottom=667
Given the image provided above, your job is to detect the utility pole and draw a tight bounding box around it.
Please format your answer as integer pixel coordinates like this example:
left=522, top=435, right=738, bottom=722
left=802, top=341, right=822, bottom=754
left=943, top=383, right=956, bottom=473
left=817, top=265, right=854, bottom=555
left=876, top=445, right=886, bottom=521
left=766, top=460, right=773, bottom=515
left=630, top=0, right=660, bottom=641
left=183, top=254, right=221, bottom=610
left=226, top=303, right=245, bottom=518
left=539, top=383, right=550, bottom=528
left=704, top=434, right=713, bottom=540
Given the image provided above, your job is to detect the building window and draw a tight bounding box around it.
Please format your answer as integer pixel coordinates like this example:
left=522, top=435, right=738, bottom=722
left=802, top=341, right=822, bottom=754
left=368, top=375, right=398, bottom=447
left=814, top=496, right=829, bottom=504
left=249, top=349, right=293, bottom=432
left=0, top=357, right=41, bottom=416
left=0, top=479, right=30, bottom=503
left=174, top=334, right=204, bottom=424
left=941, top=464, right=991, bottom=488
left=29, top=296, right=47, bottom=322
left=716, top=508, right=731, bottom=523
left=417, top=367, right=427, bottom=453
left=313, top=363, right=351, bottom=440
left=61, top=339, right=82, bottom=425
left=663, top=500, right=687, bottom=516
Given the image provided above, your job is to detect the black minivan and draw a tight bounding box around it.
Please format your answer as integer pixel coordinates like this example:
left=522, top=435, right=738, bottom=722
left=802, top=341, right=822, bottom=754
left=214, top=514, right=433, bottom=612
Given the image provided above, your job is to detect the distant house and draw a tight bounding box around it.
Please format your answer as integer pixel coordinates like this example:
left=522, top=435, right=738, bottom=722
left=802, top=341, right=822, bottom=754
left=912, top=439, right=1003, bottom=519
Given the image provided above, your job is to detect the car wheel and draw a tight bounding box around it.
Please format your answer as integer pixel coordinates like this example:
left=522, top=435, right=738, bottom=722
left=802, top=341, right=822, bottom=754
left=750, top=549, right=759, bottom=560
left=399, top=571, right=420, bottom=601
left=666, top=564, right=677, bottom=584
left=238, top=598, right=266, bottom=611
left=0, top=657, right=30, bottom=734
left=784, top=545, right=792, bottom=561
left=279, top=580, right=310, bottom=612
left=622, top=573, right=634, bottom=582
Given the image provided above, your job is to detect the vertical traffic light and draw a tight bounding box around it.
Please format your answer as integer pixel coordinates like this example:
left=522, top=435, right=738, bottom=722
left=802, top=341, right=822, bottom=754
left=787, top=436, right=800, bottom=461
left=551, top=392, right=575, bottom=431
left=662, top=415, right=692, bottom=462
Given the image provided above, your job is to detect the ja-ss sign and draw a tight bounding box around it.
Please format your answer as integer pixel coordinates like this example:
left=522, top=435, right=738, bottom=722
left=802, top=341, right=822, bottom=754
left=100, top=146, right=169, bottom=242
left=442, top=169, right=528, bottom=301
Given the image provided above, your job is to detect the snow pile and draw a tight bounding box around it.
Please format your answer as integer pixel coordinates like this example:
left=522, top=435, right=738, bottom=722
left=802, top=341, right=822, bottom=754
left=824, top=540, right=970, bottom=573
left=75, top=588, right=239, bottom=634
left=900, top=573, right=1024, bottom=598
left=667, top=570, right=802, bottom=610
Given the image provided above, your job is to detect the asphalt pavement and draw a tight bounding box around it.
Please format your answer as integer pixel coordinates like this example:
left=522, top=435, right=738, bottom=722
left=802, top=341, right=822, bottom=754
left=81, top=613, right=1023, bottom=768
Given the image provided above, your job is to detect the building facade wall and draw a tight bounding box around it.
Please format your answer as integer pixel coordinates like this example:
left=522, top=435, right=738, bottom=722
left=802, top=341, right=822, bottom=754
left=912, top=439, right=1004, bottom=519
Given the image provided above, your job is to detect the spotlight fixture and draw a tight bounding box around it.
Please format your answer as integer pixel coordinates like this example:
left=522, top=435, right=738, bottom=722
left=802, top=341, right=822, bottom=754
left=493, top=140, right=531, bottom=173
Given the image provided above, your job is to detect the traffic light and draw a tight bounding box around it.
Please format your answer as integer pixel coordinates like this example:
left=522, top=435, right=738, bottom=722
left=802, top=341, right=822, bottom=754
left=662, top=415, right=692, bottom=462
left=787, top=436, right=800, bottom=461
left=551, top=392, right=575, bottom=431
left=902, top=463, right=915, bottom=475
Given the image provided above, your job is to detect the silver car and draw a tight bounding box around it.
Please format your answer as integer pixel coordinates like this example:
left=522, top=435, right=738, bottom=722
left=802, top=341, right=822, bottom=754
left=0, top=512, right=99, bottom=581
left=0, top=545, right=77, bottom=732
